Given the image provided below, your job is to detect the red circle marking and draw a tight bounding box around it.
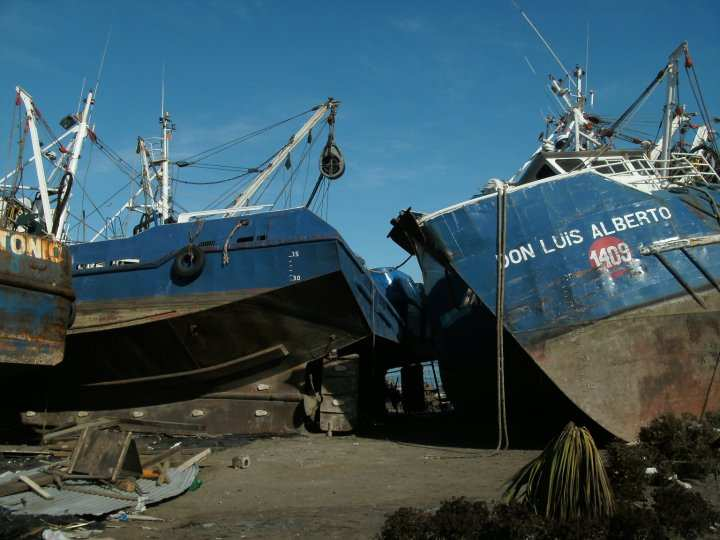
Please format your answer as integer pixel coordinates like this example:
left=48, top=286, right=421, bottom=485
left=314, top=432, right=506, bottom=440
left=589, top=235, right=631, bottom=278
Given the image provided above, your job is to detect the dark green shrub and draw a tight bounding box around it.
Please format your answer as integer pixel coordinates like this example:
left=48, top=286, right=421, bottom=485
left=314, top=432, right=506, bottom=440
left=606, top=502, right=666, bottom=540
left=605, top=442, right=654, bottom=501
left=653, top=483, right=719, bottom=539
left=639, top=414, right=719, bottom=478
left=430, top=497, right=491, bottom=538
left=378, top=507, right=433, bottom=540
left=485, top=502, right=546, bottom=540
left=541, top=518, right=606, bottom=540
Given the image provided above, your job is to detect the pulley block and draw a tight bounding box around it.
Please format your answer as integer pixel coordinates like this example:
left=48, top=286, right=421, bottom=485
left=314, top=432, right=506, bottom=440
left=320, top=142, right=345, bottom=180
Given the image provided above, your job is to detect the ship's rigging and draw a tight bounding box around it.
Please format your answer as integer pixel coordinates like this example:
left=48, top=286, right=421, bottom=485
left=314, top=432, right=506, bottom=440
left=2, top=90, right=345, bottom=243
left=512, top=3, right=718, bottom=185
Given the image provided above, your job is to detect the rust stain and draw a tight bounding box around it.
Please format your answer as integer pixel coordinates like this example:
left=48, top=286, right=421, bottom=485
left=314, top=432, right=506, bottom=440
left=524, top=290, right=720, bottom=440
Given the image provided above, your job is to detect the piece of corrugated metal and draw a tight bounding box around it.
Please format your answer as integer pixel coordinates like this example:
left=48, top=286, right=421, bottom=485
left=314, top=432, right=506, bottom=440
left=0, top=464, right=198, bottom=516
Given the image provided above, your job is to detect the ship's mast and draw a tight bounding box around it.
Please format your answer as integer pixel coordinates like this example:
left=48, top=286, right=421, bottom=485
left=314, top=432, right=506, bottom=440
left=661, top=42, right=688, bottom=171
left=56, top=89, right=94, bottom=237
left=158, top=73, right=172, bottom=222
left=16, top=88, right=52, bottom=230
left=12, top=87, right=94, bottom=240
left=90, top=97, right=173, bottom=241
left=546, top=68, right=600, bottom=153
left=159, top=110, right=172, bottom=222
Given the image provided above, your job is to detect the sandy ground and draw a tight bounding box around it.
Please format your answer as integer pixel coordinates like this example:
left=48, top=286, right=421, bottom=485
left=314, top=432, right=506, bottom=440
left=101, top=419, right=537, bottom=540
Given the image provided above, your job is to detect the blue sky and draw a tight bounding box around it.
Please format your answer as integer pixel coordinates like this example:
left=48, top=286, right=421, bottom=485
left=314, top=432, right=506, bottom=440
left=1, top=0, right=719, bottom=280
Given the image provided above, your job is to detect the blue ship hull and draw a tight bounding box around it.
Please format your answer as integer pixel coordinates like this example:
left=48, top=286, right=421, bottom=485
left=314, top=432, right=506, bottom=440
left=392, top=171, right=720, bottom=439
left=15, top=208, right=408, bottom=432
left=0, top=229, right=73, bottom=366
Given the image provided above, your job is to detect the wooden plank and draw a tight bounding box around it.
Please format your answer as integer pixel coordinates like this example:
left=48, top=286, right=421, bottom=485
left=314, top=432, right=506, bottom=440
left=18, top=475, right=53, bottom=499
left=0, top=473, right=55, bottom=497
left=68, top=428, right=90, bottom=472
left=42, top=418, right=118, bottom=443
left=141, top=442, right=183, bottom=468
left=117, top=418, right=207, bottom=435
left=0, top=445, right=52, bottom=455
left=176, top=448, right=211, bottom=472
left=111, top=432, right=134, bottom=482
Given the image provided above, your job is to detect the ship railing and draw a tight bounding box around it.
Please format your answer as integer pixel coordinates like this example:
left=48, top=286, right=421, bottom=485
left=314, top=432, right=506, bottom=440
left=586, top=153, right=720, bottom=186
left=664, top=153, right=720, bottom=184
left=177, top=205, right=272, bottom=223
left=142, top=137, right=165, bottom=164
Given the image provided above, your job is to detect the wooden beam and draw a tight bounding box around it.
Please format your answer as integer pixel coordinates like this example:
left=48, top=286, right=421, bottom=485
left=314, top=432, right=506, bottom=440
left=18, top=475, right=53, bottom=499
left=176, top=449, right=211, bottom=472
left=42, top=418, right=118, bottom=443
left=141, top=442, right=183, bottom=468
left=0, top=473, right=55, bottom=497
left=0, top=445, right=52, bottom=455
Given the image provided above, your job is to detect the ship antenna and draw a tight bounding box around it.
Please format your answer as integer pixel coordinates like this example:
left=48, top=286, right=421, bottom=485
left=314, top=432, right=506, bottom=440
left=512, top=0, right=576, bottom=89
left=585, top=22, right=590, bottom=91
left=93, top=29, right=112, bottom=98
left=523, top=55, right=537, bottom=75
left=161, top=64, right=166, bottom=117
left=75, top=77, right=87, bottom=115
left=585, top=21, right=594, bottom=108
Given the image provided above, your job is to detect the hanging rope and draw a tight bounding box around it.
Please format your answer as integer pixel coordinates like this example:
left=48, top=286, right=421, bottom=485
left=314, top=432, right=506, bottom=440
left=188, top=219, right=205, bottom=244
left=393, top=253, right=413, bottom=270
left=222, top=218, right=245, bottom=266
left=495, top=183, right=510, bottom=452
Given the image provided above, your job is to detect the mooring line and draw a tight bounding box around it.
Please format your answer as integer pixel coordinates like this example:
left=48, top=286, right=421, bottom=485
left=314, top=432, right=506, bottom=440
left=495, top=184, right=510, bottom=453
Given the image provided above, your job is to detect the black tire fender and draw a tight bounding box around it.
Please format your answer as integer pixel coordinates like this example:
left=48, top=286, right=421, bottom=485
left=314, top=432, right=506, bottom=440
left=172, top=244, right=205, bottom=282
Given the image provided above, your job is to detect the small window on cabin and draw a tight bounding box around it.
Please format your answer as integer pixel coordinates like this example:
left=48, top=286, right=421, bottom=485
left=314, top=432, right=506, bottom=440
left=610, top=161, right=628, bottom=174
left=535, top=164, right=557, bottom=180
left=594, top=160, right=613, bottom=174
left=555, top=158, right=585, bottom=173
left=632, top=160, right=653, bottom=176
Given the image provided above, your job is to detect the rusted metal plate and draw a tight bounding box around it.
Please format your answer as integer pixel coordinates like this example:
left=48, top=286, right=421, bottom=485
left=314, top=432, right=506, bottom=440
left=0, top=229, right=73, bottom=366
left=319, top=356, right=360, bottom=433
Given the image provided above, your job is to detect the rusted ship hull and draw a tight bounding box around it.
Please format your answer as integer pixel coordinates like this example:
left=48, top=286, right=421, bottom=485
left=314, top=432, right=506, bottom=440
left=527, top=288, right=720, bottom=441
left=0, top=229, right=73, bottom=366
left=391, top=172, right=720, bottom=440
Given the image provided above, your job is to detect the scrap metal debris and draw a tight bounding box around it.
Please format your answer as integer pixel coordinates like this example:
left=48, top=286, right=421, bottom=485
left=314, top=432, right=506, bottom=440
left=0, top=463, right=199, bottom=516
left=0, top=425, right=208, bottom=519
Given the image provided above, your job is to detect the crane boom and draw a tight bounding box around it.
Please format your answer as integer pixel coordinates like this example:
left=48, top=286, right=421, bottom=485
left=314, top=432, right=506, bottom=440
left=229, top=98, right=338, bottom=209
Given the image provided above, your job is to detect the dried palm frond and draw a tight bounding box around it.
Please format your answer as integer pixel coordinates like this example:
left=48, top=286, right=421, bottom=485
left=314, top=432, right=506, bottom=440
left=503, top=421, right=615, bottom=522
